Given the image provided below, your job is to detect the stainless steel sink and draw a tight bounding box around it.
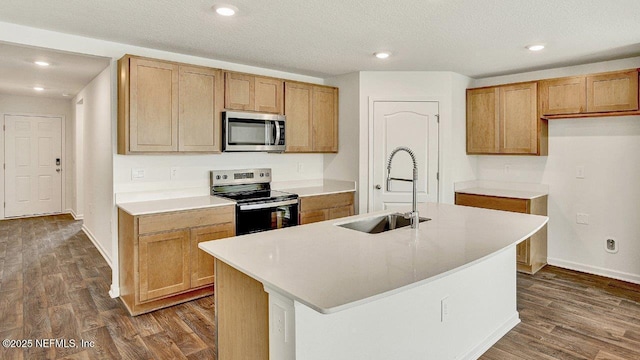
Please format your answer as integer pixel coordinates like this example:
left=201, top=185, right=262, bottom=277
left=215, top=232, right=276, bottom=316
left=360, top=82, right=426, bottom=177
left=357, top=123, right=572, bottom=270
left=337, top=213, right=431, bottom=234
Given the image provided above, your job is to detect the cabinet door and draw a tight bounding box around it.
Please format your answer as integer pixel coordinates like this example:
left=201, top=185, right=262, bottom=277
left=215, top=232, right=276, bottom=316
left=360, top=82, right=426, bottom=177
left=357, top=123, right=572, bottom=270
left=285, top=82, right=313, bottom=152
left=139, top=229, right=190, bottom=302
left=191, top=223, right=235, bottom=288
left=466, top=87, right=499, bottom=154
left=499, top=82, right=538, bottom=154
left=312, top=86, right=338, bottom=152
left=225, top=72, right=255, bottom=111
left=129, top=58, right=179, bottom=152
left=539, top=76, right=586, bottom=115
left=586, top=70, right=639, bottom=112
left=255, top=77, right=284, bottom=114
left=179, top=66, right=223, bottom=152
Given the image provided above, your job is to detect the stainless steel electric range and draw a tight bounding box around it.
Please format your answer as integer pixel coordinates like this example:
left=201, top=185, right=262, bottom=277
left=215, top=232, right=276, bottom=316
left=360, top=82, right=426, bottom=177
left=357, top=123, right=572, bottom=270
left=210, top=168, right=298, bottom=235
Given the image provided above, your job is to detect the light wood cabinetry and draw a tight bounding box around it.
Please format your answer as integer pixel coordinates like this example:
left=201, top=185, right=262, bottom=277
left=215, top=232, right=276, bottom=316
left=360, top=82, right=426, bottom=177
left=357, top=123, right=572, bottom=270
left=285, top=82, right=339, bottom=153
left=299, top=192, right=354, bottom=225
left=467, top=82, right=546, bottom=155
left=118, top=55, right=223, bottom=154
left=118, top=205, right=235, bottom=315
left=539, top=76, right=586, bottom=115
left=455, top=192, right=548, bottom=274
left=586, top=70, right=638, bottom=113
left=539, top=69, right=639, bottom=118
left=179, top=65, right=224, bottom=152
left=224, top=72, right=284, bottom=114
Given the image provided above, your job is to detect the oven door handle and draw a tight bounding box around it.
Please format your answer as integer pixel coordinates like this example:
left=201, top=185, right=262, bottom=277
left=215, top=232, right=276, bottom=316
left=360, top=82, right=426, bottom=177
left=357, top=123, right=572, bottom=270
left=239, top=199, right=298, bottom=211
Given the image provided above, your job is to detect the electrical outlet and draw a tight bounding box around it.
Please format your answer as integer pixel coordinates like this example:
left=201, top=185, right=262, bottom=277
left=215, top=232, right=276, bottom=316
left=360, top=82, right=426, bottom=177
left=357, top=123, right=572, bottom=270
left=297, top=162, right=304, bottom=173
left=131, top=168, right=145, bottom=180
left=170, top=167, right=178, bottom=180
left=272, top=303, right=286, bottom=343
left=441, top=296, right=450, bottom=322
left=504, top=164, right=511, bottom=174
left=605, top=238, right=618, bottom=253
left=576, top=213, right=589, bottom=225
left=576, top=166, right=585, bottom=179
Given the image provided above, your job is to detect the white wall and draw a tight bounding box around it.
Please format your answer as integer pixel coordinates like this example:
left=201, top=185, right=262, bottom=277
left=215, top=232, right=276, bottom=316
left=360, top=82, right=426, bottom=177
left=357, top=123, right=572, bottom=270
left=0, top=93, right=73, bottom=218
left=472, top=57, right=640, bottom=283
left=325, top=72, right=361, bottom=212
left=357, top=71, right=476, bottom=212
left=73, top=66, right=113, bottom=265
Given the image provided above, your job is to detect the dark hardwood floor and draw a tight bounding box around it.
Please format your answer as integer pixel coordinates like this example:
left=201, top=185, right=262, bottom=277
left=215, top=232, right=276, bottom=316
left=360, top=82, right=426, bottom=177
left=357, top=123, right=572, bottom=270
left=0, top=214, right=216, bottom=360
left=1, top=215, right=639, bottom=359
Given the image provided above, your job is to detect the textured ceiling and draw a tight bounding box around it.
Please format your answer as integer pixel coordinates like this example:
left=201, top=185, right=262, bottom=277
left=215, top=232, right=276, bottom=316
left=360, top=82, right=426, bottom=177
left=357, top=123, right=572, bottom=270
left=0, top=0, right=639, bottom=80
left=0, top=42, right=110, bottom=99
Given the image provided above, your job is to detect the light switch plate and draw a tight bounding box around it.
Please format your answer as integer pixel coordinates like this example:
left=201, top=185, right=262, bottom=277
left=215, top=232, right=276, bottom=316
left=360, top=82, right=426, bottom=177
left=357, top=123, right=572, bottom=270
left=131, top=168, right=145, bottom=180
left=576, top=166, right=585, bottom=179
left=576, top=213, right=589, bottom=225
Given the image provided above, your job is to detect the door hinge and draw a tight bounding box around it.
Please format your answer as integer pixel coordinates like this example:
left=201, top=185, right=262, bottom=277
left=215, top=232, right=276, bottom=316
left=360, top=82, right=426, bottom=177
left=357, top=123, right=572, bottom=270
left=436, top=172, right=439, bottom=181
left=435, top=114, right=440, bottom=123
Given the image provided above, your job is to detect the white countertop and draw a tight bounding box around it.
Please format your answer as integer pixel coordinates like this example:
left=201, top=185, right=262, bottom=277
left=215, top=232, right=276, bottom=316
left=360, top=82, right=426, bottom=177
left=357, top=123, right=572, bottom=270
left=455, top=187, right=547, bottom=200
left=275, top=179, right=356, bottom=197
left=199, top=202, right=548, bottom=314
left=117, top=195, right=235, bottom=216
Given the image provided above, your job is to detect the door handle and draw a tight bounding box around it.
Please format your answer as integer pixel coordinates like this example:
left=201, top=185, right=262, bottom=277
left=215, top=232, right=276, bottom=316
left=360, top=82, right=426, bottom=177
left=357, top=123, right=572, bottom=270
left=375, top=184, right=381, bottom=190
left=56, top=169, right=61, bottom=172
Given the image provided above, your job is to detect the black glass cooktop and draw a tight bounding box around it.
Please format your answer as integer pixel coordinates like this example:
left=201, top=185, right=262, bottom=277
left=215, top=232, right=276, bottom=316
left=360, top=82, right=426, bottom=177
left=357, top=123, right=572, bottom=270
left=215, top=189, right=297, bottom=203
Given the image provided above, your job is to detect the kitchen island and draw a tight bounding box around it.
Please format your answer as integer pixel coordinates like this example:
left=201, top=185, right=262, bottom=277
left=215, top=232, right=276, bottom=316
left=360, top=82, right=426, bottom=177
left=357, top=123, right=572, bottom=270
left=199, top=202, right=548, bottom=360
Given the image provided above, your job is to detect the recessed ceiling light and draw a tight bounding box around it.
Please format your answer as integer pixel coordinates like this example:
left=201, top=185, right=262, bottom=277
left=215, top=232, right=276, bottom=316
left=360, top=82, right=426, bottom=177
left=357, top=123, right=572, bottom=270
left=526, top=45, right=545, bottom=52
left=33, top=86, right=45, bottom=91
left=213, top=4, right=238, bottom=16
left=374, top=52, right=391, bottom=59
left=34, top=61, right=50, bottom=67
left=62, top=93, right=70, bottom=97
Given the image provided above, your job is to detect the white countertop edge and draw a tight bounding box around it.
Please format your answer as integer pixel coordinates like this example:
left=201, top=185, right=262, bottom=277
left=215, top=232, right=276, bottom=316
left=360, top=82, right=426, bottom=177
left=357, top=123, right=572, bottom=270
left=274, top=179, right=356, bottom=197
left=203, top=213, right=548, bottom=315
left=454, top=180, right=548, bottom=200
left=117, top=195, right=235, bottom=216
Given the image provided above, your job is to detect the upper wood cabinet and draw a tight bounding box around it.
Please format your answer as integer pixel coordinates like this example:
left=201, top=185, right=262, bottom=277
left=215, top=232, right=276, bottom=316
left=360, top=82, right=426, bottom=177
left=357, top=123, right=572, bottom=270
left=224, top=72, right=284, bottom=114
left=467, top=82, right=545, bottom=155
left=118, top=55, right=223, bottom=154
left=539, top=69, right=639, bottom=117
left=539, top=76, right=586, bottom=115
left=179, top=66, right=224, bottom=152
left=285, top=82, right=338, bottom=153
left=586, top=70, right=638, bottom=113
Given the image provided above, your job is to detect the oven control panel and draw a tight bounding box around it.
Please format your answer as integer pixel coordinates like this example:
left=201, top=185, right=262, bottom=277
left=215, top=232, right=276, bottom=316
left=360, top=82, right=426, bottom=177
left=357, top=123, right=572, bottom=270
left=210, top=168, right=271, bottom=186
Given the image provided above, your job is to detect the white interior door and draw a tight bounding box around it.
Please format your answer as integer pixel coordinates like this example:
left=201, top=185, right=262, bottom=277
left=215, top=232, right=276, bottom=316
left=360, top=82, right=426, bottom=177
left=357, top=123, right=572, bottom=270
left=4, top=115, right=62, bottom=217
left=371, top=101, right=439, bottom=211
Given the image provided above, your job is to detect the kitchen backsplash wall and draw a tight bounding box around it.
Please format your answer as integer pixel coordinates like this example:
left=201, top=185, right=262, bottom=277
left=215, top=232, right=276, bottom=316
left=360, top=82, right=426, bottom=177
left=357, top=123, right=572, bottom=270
left=113, top=152, right=324, bottom=194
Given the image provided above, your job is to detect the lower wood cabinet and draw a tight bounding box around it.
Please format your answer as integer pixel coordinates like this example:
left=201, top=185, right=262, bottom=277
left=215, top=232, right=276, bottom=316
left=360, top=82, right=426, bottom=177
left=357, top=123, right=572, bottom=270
left=454, top=192, right=548, bottom=274
left=118, top=205, right=235, bottom=315
left=299, top=192, right=355, bottom=225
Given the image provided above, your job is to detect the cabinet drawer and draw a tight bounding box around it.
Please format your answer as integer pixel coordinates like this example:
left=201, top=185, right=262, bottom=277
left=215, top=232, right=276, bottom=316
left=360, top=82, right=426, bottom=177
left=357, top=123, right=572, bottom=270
left=299, top=192, right=354, bottom=212
left=138, top=206, right=234, bottom=235
left=455, top=193, right=529, bottom=213
left=328, top=205, right=353, bottom=220
left=300, top=210, right=328, bottom=225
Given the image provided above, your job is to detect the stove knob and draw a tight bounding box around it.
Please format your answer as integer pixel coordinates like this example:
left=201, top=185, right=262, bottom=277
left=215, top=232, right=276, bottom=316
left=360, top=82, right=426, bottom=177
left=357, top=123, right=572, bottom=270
left=260, top=172, right=264, bottom=177
left=215, top=175, right=221, bottom=180
left=266, top=172, right=270, bottom=177
left=222, top=175, right=228, bottom=180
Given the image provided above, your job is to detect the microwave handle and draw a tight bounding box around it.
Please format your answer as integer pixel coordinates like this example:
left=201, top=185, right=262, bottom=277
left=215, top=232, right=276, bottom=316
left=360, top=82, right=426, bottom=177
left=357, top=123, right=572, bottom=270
left=274, top=121, right=281, bottom=146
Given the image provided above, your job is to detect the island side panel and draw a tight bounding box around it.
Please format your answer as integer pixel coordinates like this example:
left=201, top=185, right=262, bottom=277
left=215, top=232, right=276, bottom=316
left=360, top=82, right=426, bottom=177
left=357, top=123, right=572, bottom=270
left=215, top=258, right=269, bottom=360
left=294, top=247, right=519, bottom=360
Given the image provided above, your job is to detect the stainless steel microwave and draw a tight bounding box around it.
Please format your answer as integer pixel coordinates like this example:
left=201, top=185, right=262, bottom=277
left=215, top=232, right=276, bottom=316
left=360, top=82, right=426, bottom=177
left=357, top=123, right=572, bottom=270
left=222, top=111, right=286, bottom=152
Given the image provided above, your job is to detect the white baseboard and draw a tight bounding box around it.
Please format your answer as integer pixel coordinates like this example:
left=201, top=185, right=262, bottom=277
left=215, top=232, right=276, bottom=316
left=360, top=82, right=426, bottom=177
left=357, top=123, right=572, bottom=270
left=548, top=257, right=640, bottom=285
left=463, top=313, right=520, bottom=360
left=108, top=284, right=120, bottom=299
left=81, top=224, right=112, bottom=268
left=66, top=208, right=84, bottom=220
